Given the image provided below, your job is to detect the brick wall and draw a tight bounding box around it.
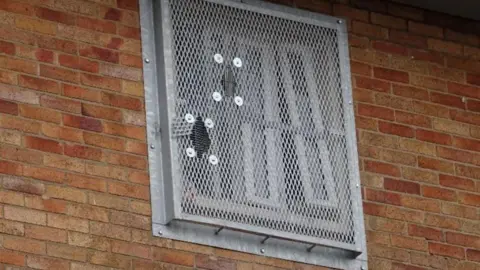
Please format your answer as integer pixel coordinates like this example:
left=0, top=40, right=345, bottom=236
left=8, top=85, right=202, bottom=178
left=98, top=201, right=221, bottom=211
left=0, top=0, right=479, bottom=269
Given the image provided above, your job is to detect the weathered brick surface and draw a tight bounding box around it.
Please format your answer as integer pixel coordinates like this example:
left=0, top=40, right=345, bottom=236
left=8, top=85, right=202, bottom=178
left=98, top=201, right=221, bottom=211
left=0, top=0, right=478, bottom=270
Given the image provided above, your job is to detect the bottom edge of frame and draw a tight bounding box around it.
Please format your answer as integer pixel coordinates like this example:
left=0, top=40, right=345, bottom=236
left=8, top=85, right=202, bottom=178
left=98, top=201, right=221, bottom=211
left=152, top=221, right=367, bottom=270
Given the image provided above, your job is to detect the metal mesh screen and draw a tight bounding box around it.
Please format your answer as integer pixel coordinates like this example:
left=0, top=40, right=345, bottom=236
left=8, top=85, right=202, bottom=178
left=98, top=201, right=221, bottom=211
left=166, top=0, right=357, bottom=248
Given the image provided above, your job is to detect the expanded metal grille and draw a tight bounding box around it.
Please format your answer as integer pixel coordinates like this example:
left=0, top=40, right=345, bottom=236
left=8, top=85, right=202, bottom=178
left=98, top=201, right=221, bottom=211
left=166, top=0, right=358, bottom=248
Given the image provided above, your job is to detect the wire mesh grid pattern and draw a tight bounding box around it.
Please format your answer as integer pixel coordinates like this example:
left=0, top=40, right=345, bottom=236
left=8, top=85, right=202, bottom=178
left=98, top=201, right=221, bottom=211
left=165, top=0, right=359, bottom=249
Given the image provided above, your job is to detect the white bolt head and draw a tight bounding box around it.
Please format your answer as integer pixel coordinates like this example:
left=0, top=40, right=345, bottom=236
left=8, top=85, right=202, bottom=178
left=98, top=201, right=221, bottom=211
left=234, top=96, right=243, bottom=106
left=214, top=53, right=223, bottom=64
left=213, top=92, right=222, bottom=102
left=185, top=113, right=195, bottom=123
left=186, top=147, right=196, bottom=158
left=233, top=57, right=242, bottom=68
left=260, top=248, right=265, bottom=254
left=209, top=155, right=219, bottom=165
left=205, top=118, right=214, bottom=128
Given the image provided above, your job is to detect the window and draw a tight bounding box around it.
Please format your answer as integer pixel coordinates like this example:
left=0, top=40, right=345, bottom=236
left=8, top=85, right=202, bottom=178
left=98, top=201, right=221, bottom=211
left=140, top=0, right=366, bottom=268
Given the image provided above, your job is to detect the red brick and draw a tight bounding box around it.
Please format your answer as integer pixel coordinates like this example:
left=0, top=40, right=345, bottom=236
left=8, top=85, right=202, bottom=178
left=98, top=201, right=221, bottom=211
left=46, top=243, right=87, bottom=261
left=413, top=100, right=450, bottom=118
left=408, top=224, right=443, bottom=241
left=448, top=82, right=480, bottom=99
left=436, top=146, right=480, bottom=167
left=37, top=36, right=77, bottom=54
left=35, top=7, right=76, bottom=25
left=350, top=61, right=371, bottom=76
left=26, top=255, right=69, bottom=269
left=125, top=140, right=147, bottom=155
left=40, top=65, right=79, bottom=83
left=2, top=175, right=44, bottom=195
left=391, top=235, right=427, bottom=252
left=0, top=249, right=25, bottom=266
left=23, top=165, right=65, bottom=183
left=103, top=7, right=121, bottom=21
left=24, top=135, right=63, bottom=154
left=120, top=53, right=142, bottom=68
left=0, top=0, right=34, bottom=15
left=65, top=173, right=106, bottom=192
left=467, top=249, right=480, bottom=262
left=395, top=111, right=431, bottom=128
left=129, top=171, right=149, bottom=185
left=105, top=152, right=147, bottom=170
left=64, top=144, right=103, bottom=161
left=77, top=16, right=116, bottom=34
left=4, top=57, right=37, bottom=75
left=415, top=129, right=452, bottom=145
left=365, top=188, right=401, bottom=205
left=101, top=92, right=142, bottom=111
left=364, top=160, right=400, bottom=177
left=467, top=99, right=480, bottom=113
left=358, top=104, right=394, bottom=121
left=429, top=243, right=464, bottom=259
left=352, top=21, right=388, bottom=39
left=446, top=232, right=480, bottom=249
left=25, top=196, right=67, bottom=214
left=19, top=105, right=61, bottom=124
left=384, top=178, right=420, bottom=195
left=390, top=30, right=427, bottom=49
left=64, top=114, right=103, bottom=132
left=371, top=13, right=406, bottom=30
left=354, top=88, right=374, bottom=103
left=117, top=0, right=138, bottom=11
left=100, top=64, right=142, bottom=81
left=0, top=40, right=15, bottom=55
left=40, top=95, right=81, bottom=114
left=196, top=254, right=235, bottom=270
left=392, top=84, right=429, bottom=100
left=374, top=67, right=409, bottom=83
left=448, top=57, right=480, bottom=74
left=118, top=25, right=140, bottom=39
left=108, top=181, right=149, bottom=200
left=453, top=137, right=480, bottom=152
left=19, top=75, right=60, bottom=94
left=81, top=103, right=122, bottom=122
left=372, top=41, right=407, bottom=56
left=422, top=186, right=457, bottom=201
left=430, top=92, right=465, bottom=109
left=456, top=164, right=480, bottom=180
left=410, top=49, right=444, bottom=65
left=58, top=54, right=99, bottom=73
left=428, top=39, right=463, bottom=56
left=379, top=121, right=414, bottom=138
left=440, top=174, right=475, bottom=191
left=388, top=2, right=423, bottom=20
left=0, top=99, right=18, bottom=115
left=409, top=21, right=443, bottom=38
left=42, top=123, right=83, bottom=143
left=467, top=73, right=480, bottom=86
left=84, top=132, right=125, bottom=151
left=62, top=84, right=101, bottom=103
left=450, top=110, right=480, bottom=126
left=79, top=45, right=119, bottom=63
left=81, top=73, right=122, bottom=91
left=153, top=248, right=194, bottom=267
left=25, top=224, right=67, bottom=243
left=355, top=76, right=390, bottom=92
left=458, top=192, right=480, bottom=207
left=349, top=34, right=369, bottom=49
left=112, top=240, right=150, bottom=259
left=103, top=122, right=145, bottom=140
left=418, top=156, right=455, bottom=174
left=333, top=4, right=368, bottom=22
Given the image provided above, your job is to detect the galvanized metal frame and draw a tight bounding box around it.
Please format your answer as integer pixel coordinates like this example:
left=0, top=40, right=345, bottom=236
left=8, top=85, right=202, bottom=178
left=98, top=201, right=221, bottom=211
left=140, top=0, right=367, bottom=268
